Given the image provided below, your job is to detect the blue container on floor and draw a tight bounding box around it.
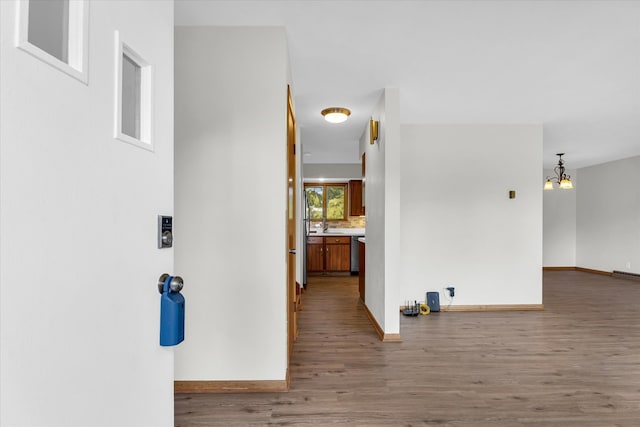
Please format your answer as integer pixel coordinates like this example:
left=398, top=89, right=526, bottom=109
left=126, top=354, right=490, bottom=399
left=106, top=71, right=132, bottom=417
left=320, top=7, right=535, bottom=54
left=426, top=292, right=440, bottom=312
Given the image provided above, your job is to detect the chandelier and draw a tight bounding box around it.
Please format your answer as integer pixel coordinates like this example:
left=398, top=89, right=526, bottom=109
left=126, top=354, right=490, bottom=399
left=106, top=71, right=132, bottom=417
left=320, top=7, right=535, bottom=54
left=544, top=153, right=573, bottom=190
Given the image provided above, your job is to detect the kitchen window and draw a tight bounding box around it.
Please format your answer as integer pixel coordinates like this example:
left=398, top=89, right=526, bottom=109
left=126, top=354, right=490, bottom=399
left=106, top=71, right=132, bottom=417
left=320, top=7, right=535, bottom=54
left=305, top=183, right=348, bottom=221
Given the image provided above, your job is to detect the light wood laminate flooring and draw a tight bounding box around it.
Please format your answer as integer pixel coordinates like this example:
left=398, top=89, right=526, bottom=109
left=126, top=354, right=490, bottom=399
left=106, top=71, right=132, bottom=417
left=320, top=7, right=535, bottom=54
left=175, top=271, right=640, bottom=426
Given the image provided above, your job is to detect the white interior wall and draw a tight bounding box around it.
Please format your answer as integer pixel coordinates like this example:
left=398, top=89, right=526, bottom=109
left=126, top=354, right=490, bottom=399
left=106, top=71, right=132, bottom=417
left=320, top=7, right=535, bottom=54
left=0, top=2, right=175, bottom=426
left=382, top=89, right=401, bottom=334
left=400, top=125, right=543, bottom=307
left=303, top=163, right=361, bottom=180
left=360, top=88, right=401, bottom=334
left=361, top=94, right=386, bottom=328
left=576, top=155, right=640, bottom=273
left=543, top=168, right=577, bottom=267
left=174, top=26, right=289, bottom=381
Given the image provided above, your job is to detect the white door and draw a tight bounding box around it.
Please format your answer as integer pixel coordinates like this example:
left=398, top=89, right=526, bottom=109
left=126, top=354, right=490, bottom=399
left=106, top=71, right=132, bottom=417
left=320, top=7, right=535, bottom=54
left=0, top=2, right=175, bottom=426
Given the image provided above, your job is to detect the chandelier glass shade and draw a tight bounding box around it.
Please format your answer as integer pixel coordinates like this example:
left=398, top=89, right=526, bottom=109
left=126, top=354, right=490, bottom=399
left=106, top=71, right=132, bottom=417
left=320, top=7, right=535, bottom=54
left=544, top=153, right=573, bottom=190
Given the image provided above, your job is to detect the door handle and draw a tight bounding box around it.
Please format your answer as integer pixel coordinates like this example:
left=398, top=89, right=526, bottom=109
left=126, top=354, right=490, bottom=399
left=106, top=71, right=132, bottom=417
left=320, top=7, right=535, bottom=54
left=158, top=274, right=184, bottom=294
left=289, top=249, right=296, bottom=255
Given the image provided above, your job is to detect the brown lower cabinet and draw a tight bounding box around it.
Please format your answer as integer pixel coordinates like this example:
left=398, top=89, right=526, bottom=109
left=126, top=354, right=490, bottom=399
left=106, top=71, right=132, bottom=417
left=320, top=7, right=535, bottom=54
left=307, top=236, right=351, bottom=272
left=306, top=236, right=324, bottom=272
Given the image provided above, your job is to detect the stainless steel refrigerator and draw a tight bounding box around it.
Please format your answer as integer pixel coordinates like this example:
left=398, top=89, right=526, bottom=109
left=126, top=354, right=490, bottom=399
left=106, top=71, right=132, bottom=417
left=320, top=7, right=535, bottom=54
left=302, top=191, right=311, bottom=287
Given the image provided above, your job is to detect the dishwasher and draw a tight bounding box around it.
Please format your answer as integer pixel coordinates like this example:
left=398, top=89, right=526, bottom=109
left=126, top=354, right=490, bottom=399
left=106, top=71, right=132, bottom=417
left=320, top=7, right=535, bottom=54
left=350, top=235, right=365, bottom=274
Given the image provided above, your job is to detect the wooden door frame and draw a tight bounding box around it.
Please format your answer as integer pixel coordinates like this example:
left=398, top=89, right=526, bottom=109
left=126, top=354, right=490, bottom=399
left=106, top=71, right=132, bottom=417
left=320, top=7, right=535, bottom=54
left=286, top=85, right=297, bottom=387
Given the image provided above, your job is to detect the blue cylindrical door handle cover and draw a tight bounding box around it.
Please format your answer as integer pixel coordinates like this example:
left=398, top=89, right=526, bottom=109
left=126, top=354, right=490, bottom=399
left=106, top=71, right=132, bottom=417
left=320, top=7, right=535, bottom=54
left=160, top=274, right=185, bottom=346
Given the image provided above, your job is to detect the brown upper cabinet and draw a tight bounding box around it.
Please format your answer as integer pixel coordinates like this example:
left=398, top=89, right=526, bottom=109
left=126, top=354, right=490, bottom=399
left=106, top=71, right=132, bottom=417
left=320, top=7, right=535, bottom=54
left=361, top=153, right=366, bottom=213
left=349, top=180, right=364, bottom=217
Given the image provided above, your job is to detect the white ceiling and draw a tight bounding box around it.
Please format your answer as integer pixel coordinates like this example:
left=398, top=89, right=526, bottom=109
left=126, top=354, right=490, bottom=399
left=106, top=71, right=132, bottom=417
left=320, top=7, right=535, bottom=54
left=175, top=0, right=640, bottom=169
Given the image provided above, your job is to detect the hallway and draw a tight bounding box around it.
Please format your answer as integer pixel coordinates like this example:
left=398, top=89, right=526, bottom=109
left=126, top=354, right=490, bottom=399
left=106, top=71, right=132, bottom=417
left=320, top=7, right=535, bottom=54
left=175, top=272, right=640, bottom=426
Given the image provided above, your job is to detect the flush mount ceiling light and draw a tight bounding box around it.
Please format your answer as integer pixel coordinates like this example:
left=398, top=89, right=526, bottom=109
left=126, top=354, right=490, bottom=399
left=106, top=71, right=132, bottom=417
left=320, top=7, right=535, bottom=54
left=544, top=153, right=574, bottom=190
left=321, top=107, right=351, bottom=124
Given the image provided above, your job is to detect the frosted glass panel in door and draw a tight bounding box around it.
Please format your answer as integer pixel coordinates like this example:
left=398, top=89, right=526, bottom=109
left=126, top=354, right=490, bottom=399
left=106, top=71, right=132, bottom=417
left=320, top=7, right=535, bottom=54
left=121, top=53, right=141, bottom=139
left=28, top=0, right=69, bottom=62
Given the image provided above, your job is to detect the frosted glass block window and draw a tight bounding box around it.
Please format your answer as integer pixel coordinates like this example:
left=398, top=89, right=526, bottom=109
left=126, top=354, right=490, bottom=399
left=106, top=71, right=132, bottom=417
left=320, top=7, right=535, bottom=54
left=121, top=54, right=142, bottom=140
left=16, top=0, right=89, bottom=83
left=114, top=32, right=153, bottom=151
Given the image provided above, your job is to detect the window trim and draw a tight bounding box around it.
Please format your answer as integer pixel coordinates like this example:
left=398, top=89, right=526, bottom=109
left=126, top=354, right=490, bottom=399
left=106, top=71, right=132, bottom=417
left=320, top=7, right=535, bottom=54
left=15, top=0, right=89, bottom=84
left=304, top=182, right=349, bottom=222
left=114, top=31, right=154, bottom=152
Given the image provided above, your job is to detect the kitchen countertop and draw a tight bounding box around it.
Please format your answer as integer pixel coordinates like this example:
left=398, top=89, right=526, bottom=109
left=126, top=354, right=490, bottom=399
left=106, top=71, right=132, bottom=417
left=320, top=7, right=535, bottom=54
left=308, top=227, right=365, bottom=237
left=358, top=237, right=365, bottom=244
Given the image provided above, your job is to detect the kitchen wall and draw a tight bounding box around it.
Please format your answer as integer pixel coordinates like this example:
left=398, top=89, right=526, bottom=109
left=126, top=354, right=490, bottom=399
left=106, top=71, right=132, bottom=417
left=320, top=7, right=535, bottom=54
left=576, top=155, right=640, bottom=274
left=543, top=168, right=577, bottom=267
left=400, top=125, right=543, bottom=307
left=304, top=163, right=361, bottom=179
left=174, top=26, right=290, bottom=381
left=0, top=2, right=175, bottom=425
left=329, top=216, right=366, bottom=228
left=304, top=162, right=366, bottom=229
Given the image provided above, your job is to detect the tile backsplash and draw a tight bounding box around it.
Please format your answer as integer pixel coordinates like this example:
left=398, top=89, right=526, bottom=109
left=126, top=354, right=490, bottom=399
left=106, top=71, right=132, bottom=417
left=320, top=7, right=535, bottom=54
left=311, top=216, right=365, bottom=229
